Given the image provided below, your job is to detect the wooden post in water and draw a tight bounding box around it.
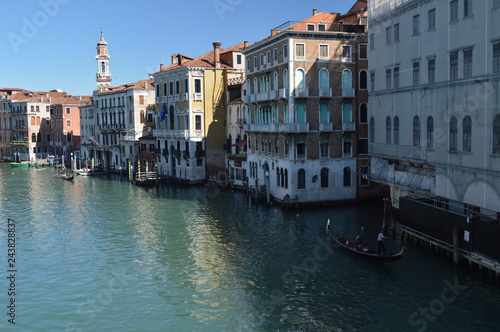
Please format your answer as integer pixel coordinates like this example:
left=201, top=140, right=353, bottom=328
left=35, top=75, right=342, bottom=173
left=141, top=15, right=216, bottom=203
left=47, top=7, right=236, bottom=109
left=453, top=227, right=460, bottom=266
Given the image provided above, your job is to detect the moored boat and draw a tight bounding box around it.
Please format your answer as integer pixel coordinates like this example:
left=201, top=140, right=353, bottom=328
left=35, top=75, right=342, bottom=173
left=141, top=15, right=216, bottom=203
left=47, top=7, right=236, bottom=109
left=326, top=219, right=404, bottom=262
left=58, top=171, right=74, bottom=180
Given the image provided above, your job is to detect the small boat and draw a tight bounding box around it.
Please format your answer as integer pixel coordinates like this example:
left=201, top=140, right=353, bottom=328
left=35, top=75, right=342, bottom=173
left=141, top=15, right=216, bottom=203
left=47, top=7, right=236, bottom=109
left=326, top=219, right=404, bottom=262
left=58, top=171, right=74, bottom=181
left=10, top=161, right=31, bottom=167
left=75, top=168, right=106, bottom=176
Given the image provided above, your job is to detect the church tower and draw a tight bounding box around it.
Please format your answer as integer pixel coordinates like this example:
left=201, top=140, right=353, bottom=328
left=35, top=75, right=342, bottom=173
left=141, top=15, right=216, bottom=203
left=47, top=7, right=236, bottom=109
left=96, top=31, right=111, bottom=92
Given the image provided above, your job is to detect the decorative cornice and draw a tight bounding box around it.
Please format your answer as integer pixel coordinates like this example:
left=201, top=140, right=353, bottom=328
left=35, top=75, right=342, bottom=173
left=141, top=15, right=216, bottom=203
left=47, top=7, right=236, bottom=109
left=370, top=0, right=434, bottom=26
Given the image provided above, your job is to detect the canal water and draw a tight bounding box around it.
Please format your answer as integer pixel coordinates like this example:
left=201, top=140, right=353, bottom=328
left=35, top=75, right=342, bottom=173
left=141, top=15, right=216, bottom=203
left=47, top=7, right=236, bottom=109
left=1, top=164, right=500, bottom=332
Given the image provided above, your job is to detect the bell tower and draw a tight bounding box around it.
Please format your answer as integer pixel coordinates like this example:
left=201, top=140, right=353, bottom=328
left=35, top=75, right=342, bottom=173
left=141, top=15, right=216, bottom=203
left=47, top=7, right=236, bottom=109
left=96, top=31, right=111, bottom=92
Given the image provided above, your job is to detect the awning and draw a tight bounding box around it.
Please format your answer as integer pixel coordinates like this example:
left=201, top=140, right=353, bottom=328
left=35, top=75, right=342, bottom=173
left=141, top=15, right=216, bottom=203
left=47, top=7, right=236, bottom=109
left=232, top=140, right=247, bottom=147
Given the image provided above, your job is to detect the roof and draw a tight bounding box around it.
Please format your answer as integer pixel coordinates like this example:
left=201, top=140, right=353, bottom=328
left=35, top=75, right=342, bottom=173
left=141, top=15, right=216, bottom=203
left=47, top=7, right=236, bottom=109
left=152, top=42, right=248, bottom=74
left=9, top=90, right=90, bottom=104
left=96, top=79, right=154, bottom=95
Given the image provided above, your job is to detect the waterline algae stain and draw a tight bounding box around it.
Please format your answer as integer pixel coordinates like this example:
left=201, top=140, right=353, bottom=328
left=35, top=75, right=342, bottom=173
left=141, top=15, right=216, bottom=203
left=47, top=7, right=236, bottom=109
left=1, top=164, right=500, bottom=331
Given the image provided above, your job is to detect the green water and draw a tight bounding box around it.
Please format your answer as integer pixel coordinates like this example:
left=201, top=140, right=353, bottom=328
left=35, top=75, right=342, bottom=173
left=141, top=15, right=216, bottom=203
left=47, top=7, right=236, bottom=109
left=1, top=164, right=500, bottom=331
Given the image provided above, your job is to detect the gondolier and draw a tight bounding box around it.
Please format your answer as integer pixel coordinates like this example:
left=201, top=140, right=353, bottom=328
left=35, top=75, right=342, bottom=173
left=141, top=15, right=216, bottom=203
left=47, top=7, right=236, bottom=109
left=377, top=231, right=387, bottom=254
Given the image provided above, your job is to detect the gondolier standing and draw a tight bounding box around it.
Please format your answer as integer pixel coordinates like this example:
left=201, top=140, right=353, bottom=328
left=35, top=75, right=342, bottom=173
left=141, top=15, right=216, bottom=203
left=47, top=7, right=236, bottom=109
left=377, top=231, right=387, bottom=254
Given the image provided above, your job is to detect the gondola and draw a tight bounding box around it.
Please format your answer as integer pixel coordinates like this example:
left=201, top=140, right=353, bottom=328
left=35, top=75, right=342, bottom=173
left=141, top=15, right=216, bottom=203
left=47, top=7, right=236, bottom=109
left=326, top=219, right=404, bottom=262
left=58, top=171, right=74, bottom=181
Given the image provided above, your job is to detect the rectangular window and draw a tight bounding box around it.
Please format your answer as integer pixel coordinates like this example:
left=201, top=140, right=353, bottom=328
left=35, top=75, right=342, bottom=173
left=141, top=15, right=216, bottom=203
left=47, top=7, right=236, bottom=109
left=273, top=48, right=278, bottom=62
left=428, top=8, right=436, bottom=30
left=253, top=57, right=257, bottom=69
left=413, top=15, right=420, bottom=35
left=386, top=68, right=392, bottom=89
left=307, top=24, right=315, bottom=31
left=195, top=115, right=202, bottom=130
left=246, top=59, right=250, bottom=71
left=386, top=26, right=392, bottom=44
left=237, top=54, right=242, bottom=65
left=393, top=66, right=400, bottom=88
left=319, top=45, right=328, bottom=59
left=318, top=24, right=326, bottom=31
left=394, top=23, right=400, bottom=42
left=428, top=58, right=436, bottom=83
left=464, top=0, right=473, bottom=17
left=370, top=72, right=375, bottom=92
left=413, top=61, right=420, bottom=85
left=342, top=45, right=351, bottom=60
left=266, top=51, right=271, bottom=64
left=295, top=44, right=305, bottom=59
left=450, top=51, right=459, bottom=80
left=139, top=95, right=145, bottom=105
left=358, top=139, right=368, bottom=154
left=184, top=79, right=189, bottom=93
left=463, top=47, right=473, bottom=78
left=370, top=33, right=375, bottom=50
left=320, top=141, right=329, bottom=157
left=169, top=82, right=174, bottom=95
left=359, top=165, right=369, bottom=186
left=66, top=120, right=71, bottom=127
left=450, top=0, right=458, bottom=22
left=176, top=80, right=180, bottom=94
left=494, top=42, right=500, bottom=74
left=66, top=107, right=71, bottom=114
left=359, top=44, right=367, bottom=59
left=194, top=79, right=202, bottom=93
left=283, top=44, right=288, bottom=59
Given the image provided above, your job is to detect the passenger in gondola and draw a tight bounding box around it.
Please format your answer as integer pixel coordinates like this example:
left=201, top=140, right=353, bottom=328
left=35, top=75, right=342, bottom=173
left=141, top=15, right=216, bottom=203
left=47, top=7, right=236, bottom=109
left=378, top=231, right=387, bottom=254
left=354, top=236, right=363, bottom=250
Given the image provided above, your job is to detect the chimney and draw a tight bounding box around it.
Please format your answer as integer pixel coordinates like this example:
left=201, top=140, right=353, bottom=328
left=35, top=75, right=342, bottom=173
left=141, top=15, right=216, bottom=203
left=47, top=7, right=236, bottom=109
left=171, top=54, right=177, bottom=65
left=313, top=8, right=318, bottom=16
left=160, top=64, right=164, bottom=71
left=213, top=42, right=221, bottom=69
left=177, top=54, right=183, bottom=66
left=243, top=41, right=249, bottom=49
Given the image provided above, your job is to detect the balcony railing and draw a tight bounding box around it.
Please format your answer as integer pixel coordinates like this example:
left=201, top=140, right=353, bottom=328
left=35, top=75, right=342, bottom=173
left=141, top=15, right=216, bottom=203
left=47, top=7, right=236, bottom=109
left=243, top=123, right=278, bottom=132
left=278, top=88, right=289, bottom=99
left=342, top=88, right=355, bottom=98
left=193, top=93, right=203, bottom=101
left=319, top=122, right=334, bottom=131
left=342, top=122, right=356, bottom=132
left=278, top=122, right=309, bottom=133
left=294, top=88, right=309, bottom=98
left=319, top=88, right=332, bottom=97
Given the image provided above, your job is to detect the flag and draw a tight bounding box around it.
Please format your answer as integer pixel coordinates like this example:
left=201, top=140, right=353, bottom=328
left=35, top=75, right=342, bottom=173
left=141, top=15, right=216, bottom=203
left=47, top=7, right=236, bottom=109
left=159, top=103, right=167, bottom=121
left=152, top=105, right=157, bottom=115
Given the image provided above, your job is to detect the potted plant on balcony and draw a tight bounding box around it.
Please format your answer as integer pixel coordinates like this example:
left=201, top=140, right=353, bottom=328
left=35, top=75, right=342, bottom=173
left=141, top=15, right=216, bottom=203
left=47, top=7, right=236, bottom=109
left=183, top=151, right=190, bottom=160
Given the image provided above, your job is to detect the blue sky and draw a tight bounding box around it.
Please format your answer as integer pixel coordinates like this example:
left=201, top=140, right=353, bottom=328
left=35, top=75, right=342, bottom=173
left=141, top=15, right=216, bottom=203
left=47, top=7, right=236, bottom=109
left=1, top=0, right=354, bottom=96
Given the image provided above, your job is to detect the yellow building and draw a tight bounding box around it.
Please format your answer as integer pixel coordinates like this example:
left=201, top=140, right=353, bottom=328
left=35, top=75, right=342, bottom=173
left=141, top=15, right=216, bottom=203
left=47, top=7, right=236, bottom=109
left=152, top=42, right=247, bottom=183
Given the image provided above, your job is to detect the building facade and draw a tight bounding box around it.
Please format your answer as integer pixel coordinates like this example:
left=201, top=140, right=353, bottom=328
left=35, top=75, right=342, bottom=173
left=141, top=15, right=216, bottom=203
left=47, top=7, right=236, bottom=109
left=242, top=3, right=370, bottom=204
left=368, top=0, right=500, bottom=218
left=152, top=42, right=247, bottom=183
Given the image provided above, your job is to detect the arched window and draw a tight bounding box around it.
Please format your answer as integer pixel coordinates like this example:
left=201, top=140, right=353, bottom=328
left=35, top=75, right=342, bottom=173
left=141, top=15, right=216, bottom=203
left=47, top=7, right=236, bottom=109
left=296, top=103, right=305, bottom=123
left=320, top=138, right=329, bottom=157
left=359, top=70, right=368, bottom=90
left=342, top=103, right=352, bottom=122
left=31, top=116, right=35, bottom=125
left=359, top=103, right=367, bottom=123
left=427, top=116, right=434, bottom=149
left=283, top=69, right=289, bottom=90
left=342, top=69, right=352, bottom=89
left=413, top=116, right=420, bottom=147
left=276, top=167, right=280, bottom=186
left=253, top=77, right=258, bottom=94
left=284, top=169, right=288, bottom=188
left=298, top=169, right=306, bottom=189
left=321, top=168, right=329, bottom=188
left=319, top=69, right=329, bottom=89
left=320, top=103, right=329, bottom=123
left=140, top=110, right=145, bottom=124
left=449, top=116, right=458, bottom=151
left=369, top=117, right=375, bottom=143
left=31, top=133, right=36, bottom=142
left=295, top=69, right=305, bottom=89
left=463, top=116, right=472, bottom=152
left=394, top=116, right=400, bottom=145
left=274, top=71, right=279, bottom=91
left=36, top=116, right=41, bottom=125
left=386, top=116, right=392, bottom=144
left=284, top=104, right=289, bottom=123
left=343, top=167, right=352, bottom=187
left=493, top=115, right=500, bottom=154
